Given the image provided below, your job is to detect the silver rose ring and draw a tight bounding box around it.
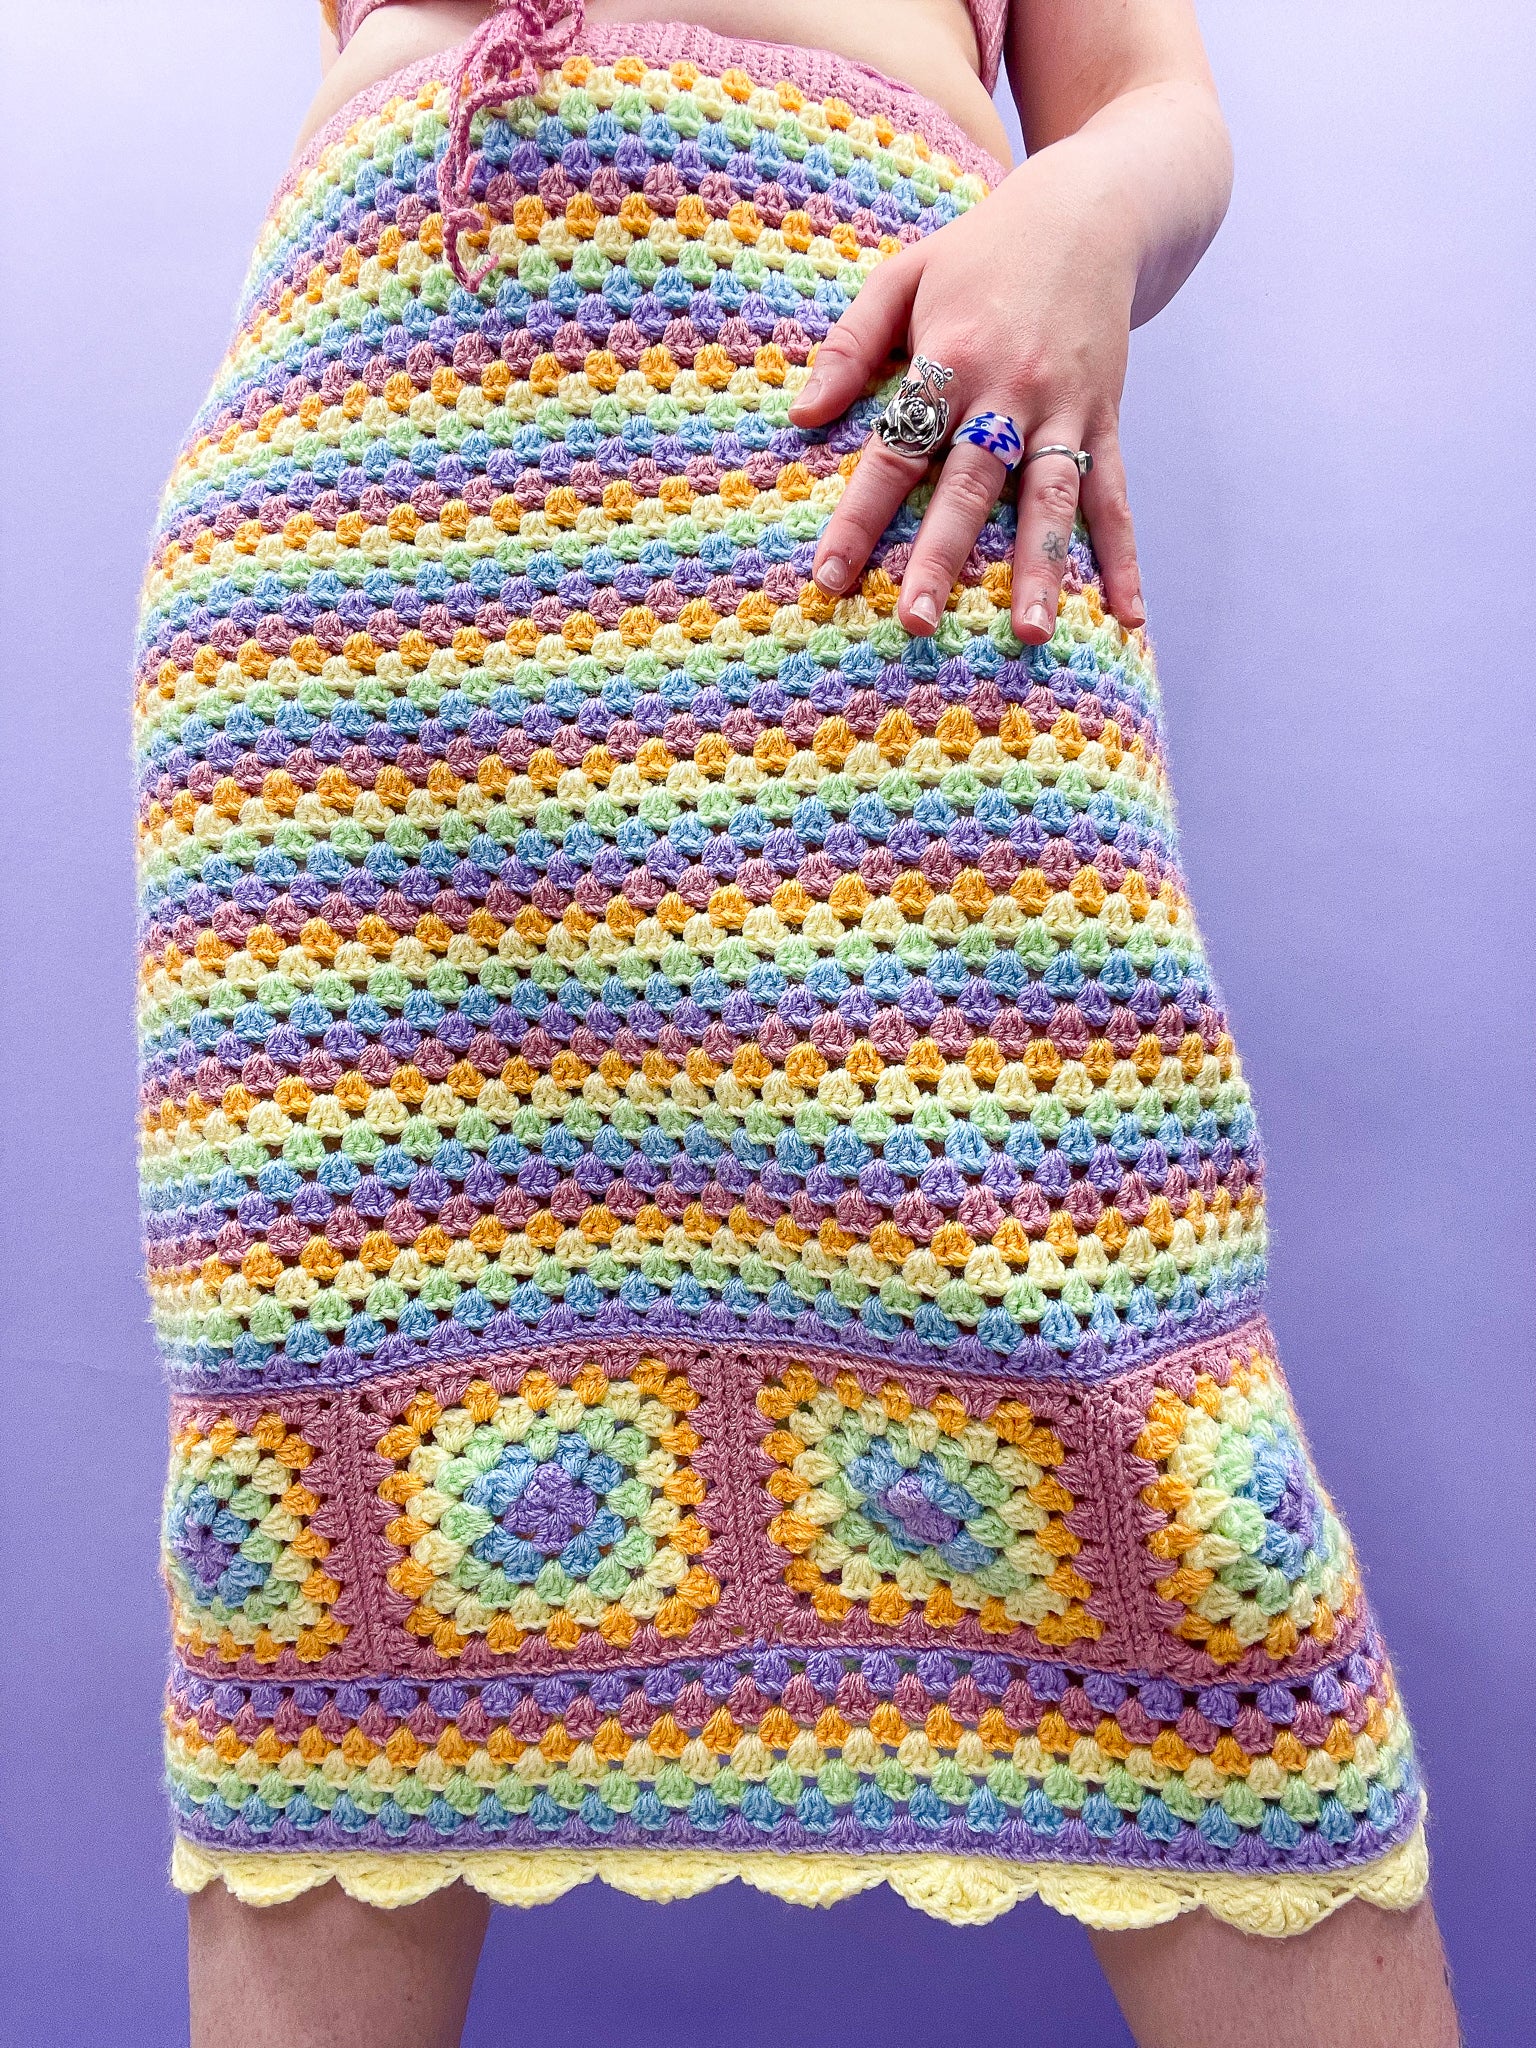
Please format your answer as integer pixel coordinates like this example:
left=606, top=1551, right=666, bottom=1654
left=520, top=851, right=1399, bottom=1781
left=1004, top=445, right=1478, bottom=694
left=872, top=355, right=955, bottom=459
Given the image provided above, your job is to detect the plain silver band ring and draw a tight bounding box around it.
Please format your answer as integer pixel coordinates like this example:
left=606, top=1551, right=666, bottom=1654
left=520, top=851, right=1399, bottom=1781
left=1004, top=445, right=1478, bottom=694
left=1023, top=444, right=1094, bottom=477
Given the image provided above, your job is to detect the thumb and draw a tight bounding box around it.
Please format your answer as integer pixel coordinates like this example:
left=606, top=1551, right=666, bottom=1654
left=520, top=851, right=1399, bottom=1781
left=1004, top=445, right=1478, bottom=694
left=787, top=250, right=921, bottom=426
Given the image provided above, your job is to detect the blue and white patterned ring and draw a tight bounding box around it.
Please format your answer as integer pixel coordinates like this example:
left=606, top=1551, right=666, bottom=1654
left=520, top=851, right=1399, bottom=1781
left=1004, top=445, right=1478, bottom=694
left=951, top=410, right=1026, bottom=466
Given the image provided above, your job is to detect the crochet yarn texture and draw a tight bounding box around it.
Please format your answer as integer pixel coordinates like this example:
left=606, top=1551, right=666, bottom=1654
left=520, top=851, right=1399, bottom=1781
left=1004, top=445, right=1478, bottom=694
left=136, top=30, right=1427, bottom=1930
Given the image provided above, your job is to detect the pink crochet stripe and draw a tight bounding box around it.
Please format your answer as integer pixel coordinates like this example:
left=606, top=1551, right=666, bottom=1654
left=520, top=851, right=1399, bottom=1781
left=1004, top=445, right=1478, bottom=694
left=306, top=15, right=1009, bottom=203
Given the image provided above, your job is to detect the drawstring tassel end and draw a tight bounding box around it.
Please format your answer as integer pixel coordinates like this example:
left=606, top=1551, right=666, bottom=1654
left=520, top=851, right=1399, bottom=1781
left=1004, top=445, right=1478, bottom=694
left=440, top=0, right=586, bottom=291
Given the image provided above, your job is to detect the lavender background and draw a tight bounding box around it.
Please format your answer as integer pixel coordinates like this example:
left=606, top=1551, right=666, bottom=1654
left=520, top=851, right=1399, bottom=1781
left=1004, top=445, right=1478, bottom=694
left=2, top=2, right=1531, bottom=2041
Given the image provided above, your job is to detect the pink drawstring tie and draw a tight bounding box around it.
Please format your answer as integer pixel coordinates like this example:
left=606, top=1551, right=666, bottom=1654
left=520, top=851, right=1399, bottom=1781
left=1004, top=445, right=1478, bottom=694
left=441, top=0, right=587, bottom=290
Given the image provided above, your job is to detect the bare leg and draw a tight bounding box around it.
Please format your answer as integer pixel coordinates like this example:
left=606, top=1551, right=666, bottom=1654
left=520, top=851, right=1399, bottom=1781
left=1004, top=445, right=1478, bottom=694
left=188, top=1880, right=490, bottom=2048
left=1091, top=1897, right=1460, bottom=2048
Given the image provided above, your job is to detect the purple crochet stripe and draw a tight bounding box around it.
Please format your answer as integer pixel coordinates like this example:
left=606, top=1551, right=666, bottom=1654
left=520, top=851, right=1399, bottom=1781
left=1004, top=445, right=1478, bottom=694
left=163, top=1288, right=1268, bottom=1393
left=165, top=1625, right=1399, bottom=1719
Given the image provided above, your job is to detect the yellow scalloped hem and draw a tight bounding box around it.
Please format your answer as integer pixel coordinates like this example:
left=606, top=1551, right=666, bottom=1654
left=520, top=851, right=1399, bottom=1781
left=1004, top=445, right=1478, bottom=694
left=173, top=1824, right=1427, bottom=1935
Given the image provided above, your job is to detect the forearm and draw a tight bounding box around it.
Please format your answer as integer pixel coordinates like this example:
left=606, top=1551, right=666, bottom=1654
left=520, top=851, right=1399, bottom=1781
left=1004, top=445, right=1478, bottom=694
left=1005, top=78, right=1233, bottom=327
left=1005, top=0, right=1232, bottom=326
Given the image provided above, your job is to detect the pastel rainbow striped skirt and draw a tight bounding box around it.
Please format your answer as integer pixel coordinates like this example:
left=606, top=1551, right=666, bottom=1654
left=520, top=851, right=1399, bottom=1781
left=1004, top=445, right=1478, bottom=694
left=134, top=28, right=1428, bottom=1929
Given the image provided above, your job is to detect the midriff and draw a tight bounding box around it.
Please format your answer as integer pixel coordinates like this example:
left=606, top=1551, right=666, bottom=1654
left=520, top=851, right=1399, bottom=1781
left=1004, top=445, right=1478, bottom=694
left=296, top=0, right=1013, bottom=162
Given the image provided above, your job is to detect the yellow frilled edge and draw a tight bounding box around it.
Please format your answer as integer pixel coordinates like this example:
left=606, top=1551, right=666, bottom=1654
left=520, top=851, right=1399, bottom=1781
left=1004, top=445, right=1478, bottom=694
left=173, top=1823, right=1428, bottom=1936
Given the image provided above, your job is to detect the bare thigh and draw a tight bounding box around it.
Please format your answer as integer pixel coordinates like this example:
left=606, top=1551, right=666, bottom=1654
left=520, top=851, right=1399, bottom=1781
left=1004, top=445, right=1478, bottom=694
left=1090, top=1897, right=1461, bottom=2048
left=188, top=1882, right=1460, bottom=2048
left=188, top=1881, right=489, bottom=2048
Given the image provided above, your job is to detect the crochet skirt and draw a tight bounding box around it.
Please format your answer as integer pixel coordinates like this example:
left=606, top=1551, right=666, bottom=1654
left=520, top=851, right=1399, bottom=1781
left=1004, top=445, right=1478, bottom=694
left=135, top=25, right=1428, bottom=1932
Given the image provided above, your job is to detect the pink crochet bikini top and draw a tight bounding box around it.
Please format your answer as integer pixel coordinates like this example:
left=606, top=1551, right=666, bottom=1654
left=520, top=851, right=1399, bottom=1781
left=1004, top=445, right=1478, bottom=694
left=325, top=0, right=1010, bottom=93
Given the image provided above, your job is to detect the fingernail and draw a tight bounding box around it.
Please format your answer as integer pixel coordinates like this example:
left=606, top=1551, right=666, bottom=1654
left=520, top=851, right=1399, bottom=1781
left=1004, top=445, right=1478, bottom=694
left=909, top=591, right=939, bottom=629
left=1125, top=590, right=1145, bottom=624
left=815, top=555, right=849, bottom=593
left=1022, top=601, right=1051, bottom=634
left=794, top=371, right=824, bottom=412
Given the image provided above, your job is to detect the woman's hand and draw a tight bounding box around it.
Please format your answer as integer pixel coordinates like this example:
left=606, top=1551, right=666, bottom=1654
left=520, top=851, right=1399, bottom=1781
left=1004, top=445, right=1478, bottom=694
left=789, top=139, right=1145, bottom=645
left=788, top=42, right=1234, bottom=647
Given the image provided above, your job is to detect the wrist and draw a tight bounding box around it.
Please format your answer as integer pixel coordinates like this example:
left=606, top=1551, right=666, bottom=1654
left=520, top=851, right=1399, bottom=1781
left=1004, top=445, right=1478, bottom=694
left=1006, top=83, right=1232, bottom=327
left=994, top=138, right=1144, bottom=316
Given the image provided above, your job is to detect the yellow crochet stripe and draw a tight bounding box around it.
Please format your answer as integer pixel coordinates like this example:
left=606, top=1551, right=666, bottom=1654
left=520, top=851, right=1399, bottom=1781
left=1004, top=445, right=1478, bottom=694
left=173, top=1821, right=1428, bottom=1936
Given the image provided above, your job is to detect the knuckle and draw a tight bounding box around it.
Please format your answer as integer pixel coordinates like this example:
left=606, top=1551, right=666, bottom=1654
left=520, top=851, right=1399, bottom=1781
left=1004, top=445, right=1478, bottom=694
left=1094, top=497, right=1132, bottom=537
left=862, top=440, right=926, bottom=490
left=876, top=245, right=919, bottom=285
left=856, top=260, right=914, bottom=320
left=815, top=323, right=864, bottom=362
left=922, top=320, right=980, bottom=360
left=826, top=511, right=880, bottom=557
left=1092, top=482, right=1135, bottom=535
left=832, top=488, right=896, bottom=547
left=1031, top=474, right=1081, bottom=521
left=939, top=463, right=1003, bottom=522
left=1002, top=343, right=1049, bottom=390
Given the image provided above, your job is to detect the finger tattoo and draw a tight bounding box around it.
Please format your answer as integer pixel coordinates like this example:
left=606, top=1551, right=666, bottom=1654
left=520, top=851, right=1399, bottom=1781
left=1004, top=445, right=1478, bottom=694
left=1041, top=530, right=1067, bottom=563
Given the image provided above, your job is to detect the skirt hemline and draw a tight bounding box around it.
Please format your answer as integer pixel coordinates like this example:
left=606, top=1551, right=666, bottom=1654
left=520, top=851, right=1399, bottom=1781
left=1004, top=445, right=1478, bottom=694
left=172, top=1822, right=1430, bottom=1935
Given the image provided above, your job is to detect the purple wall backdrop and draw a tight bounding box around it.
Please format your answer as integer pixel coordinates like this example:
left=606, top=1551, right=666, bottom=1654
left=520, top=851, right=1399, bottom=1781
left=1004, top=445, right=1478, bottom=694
left=2, top=3, right=1531, bottom=2041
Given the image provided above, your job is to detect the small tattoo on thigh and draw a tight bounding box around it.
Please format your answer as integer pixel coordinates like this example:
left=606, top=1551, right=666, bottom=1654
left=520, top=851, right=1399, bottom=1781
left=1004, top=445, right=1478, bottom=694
left=1041, top=530, right=1067, bottom=563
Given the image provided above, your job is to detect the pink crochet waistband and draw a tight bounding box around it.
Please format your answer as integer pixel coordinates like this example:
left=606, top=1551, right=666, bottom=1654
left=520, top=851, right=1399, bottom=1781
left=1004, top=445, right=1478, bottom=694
left=335, top=0, right=1009, bottom=90
left=303, top=8, right=1008, bottom=209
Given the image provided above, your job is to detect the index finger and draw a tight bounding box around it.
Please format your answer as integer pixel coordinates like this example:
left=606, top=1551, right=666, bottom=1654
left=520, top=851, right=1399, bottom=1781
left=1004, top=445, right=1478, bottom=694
left=787, top=252, right=920, bottom=427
